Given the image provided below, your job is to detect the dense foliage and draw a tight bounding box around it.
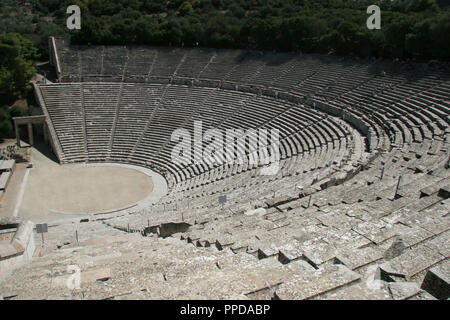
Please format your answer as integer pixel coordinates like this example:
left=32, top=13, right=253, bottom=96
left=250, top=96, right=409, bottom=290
left=2, top=0, right=447, bottom=60
left=0, top=104, right=28, bottom=140
left=0, top=33, right=38, bottom=102
left=0, top=33, right=38, bottom=139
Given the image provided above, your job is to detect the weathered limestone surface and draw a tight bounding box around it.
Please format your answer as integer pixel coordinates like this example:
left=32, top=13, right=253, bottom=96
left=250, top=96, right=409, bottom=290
left=274, top=265, right=361, bottom=300
left=2, top=41, right=449, bottom=300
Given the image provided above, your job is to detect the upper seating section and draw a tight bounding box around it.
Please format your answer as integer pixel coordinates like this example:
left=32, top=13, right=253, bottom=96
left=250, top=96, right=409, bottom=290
left=53, top=38, right=450, bottom=102
left=39, top=83, right=356, bottom=191
left=46, top=39, right=450, bottom=190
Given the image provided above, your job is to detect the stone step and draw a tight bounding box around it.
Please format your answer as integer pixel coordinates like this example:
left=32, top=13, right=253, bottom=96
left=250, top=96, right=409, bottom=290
left=274, top=264, right=361, bottom=300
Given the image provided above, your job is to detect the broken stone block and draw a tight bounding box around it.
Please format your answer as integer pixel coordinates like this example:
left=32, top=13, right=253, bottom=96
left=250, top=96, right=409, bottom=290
left=282, top=259, right=316, bottom=274
left=388, top=282, right=421, bottom=300
left=375, top=266, right=395, bottom=283
left=377, top=262, right=406, bottom=281
left=420, top=264, right=450, bottom=300
left=438, top=184, right=450, bottom=199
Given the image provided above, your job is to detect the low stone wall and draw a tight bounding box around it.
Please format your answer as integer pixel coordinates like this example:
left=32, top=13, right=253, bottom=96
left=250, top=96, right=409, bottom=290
left=48, top=37, right=61, bottom=80
left=0, top=220, right=35, bottom=273
left=312, top=99, right=375, bottom=151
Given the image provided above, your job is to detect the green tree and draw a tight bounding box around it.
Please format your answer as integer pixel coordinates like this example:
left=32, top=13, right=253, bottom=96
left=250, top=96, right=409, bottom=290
left=178, top=1, right=194, bottom=16
left=429, top=13, right=450, bottom=59
left=5, top=0, right=448, bottom=61
left=406, top=0, right=439, bottom=12
left=0, top=106, right=12, bottom=139
left=406, top=19, right=433, bottom=58
left=9, top=105, right=28, bottom=118
left=0, top=33, right=38, bottom=105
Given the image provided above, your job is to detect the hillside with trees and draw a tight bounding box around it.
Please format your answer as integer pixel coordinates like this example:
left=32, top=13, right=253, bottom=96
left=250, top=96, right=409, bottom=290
left=1, top=0, right=449, bottom=60
left=0, top=33, right=38, bottom=140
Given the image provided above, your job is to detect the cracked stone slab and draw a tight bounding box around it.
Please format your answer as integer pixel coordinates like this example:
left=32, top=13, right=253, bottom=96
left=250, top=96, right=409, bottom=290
left=335, top=246, right=384, bottom=270
left=316, top=211, right=360, bottom=231
left=318, top=278, right=392, bottom=300
left=399, top=226, right=434, bottom=248
left=401, top=212, right=450, bottom=236
left=300, top=238, right=339, bottom=266
left=352, top=220, right=410, bottom=244
left=386, top=244, right=445, bottom=279
left=422, top=230, right=450, bottom=258
left=274, top=264, right=361, bottom=300
left=388, top=282, right=421, bottom=300
left=322, top=229, right=371, bottom=252
left=281, top=259, right=316, bottom=274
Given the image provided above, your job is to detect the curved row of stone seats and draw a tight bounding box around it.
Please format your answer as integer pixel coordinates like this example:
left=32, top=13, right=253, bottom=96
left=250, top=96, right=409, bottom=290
left=49, top=44, right=448, bottom=215
left=165, top=150, right=449, bottom=291
left=177, top=114, right=358, bottom=190
left=181, top=92, right=356, bottom=185
left=110, top=83, right=164, bottom=158
left=54, top=42, right=345, bottom=86
left=137, top=133, right=362, bottom=225
left=176, top=49, right=217, bottom=79
left=197, top=50, right=247, bottom=81
left=327, top=84, right=448, bottom=156
left=155, top=108, right=372, bottom=212
left=101, top=46, right=127, bottom=78
left=319, top=65, right=376, bottom=101
left=171, top=126, right=351, bottom=193
left=130, top=87, right=258, bottom=186
left=54, top=41, right=449, bottom=97
left=39, top=82, right=358, bottom=193
left=39, top=84, right=87, bottom=161
left=330, top=73, right=449, bottom=135
left=124, top=47, right=156, bottom=78
left=83, top=83, right=120, bottom=160
left=244, top=53, right=298, bottom=88
left=104, top=159, right=356, bottom=232
left=53, top=42, right=448, bottom=160
left=172, top=104, right=345, bottom=190
left=271, top=56, right=326, bottom=91
left=56, top=46, right=79, bottom=80
left=11, top=40, right=449, bottom=300
left=160, top=120, right=446, bottom=220
left=79, top=47, right=103, bottom=77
